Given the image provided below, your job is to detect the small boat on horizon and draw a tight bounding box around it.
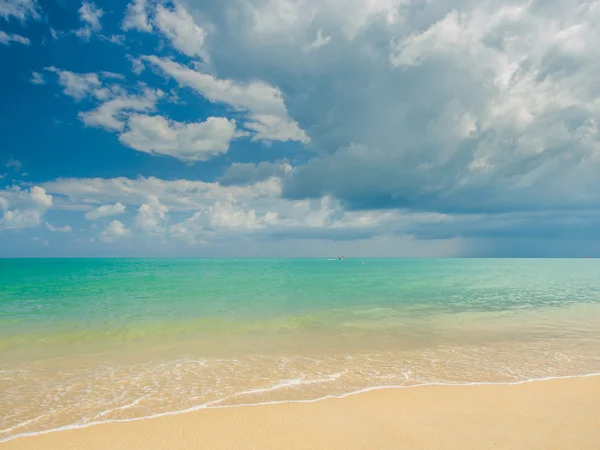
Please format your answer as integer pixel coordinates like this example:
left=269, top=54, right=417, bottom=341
left=339, top=256, right=345, bottom=260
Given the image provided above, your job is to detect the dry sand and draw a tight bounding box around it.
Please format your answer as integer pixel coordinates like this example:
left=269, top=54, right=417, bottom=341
left=3, top=376, right=600, bottom=450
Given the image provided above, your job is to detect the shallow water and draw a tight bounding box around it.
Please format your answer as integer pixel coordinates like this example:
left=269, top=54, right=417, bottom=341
left=1, top=258, right=600, bottom=441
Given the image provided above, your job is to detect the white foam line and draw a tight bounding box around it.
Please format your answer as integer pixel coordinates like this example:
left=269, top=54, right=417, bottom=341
left=202, top=374, right=343, bottom=408
left=2, top=371, right=600, bottom=444
left=92, top=395, right=151, bottom=420
left=0, top=412, right=53, bottom=435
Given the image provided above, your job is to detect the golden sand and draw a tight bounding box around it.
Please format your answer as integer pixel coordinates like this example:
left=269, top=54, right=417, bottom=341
left=3, top=376, right=600, bottom=450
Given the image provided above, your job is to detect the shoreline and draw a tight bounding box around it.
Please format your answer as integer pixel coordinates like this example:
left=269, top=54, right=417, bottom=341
left=3, top=373, right=600, bottom=449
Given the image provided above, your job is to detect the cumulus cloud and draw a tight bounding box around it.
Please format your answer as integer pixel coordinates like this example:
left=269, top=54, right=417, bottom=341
left=135, top=195, right=168, bottom=234
left=44, top=66, right=164, bottom=133
left=127, top=55, right=145, bottom=75
left=168, top=200, right=278, bottom=244
left=0, top=0, right=39, bottom=21
left=45, top=67, right=102, bottom=101
left=42, top=176, right=282, bottom=212
left=0, top=186, right=52, bottom=229
left=79, top=88, right=164, bottom=131
left=0, top=31, right=30, bottom=45
left=122, top=1, right=206, bottom=57
left=10, top=0, right=600, bottom=254
left=45, top=222, right=72, bottom=232
left=155, top=3, right=206, bottom=58
left=33, top=170, right=600, bottom=249
left=35, top=175, right=417, bottom=244
left=145, top=56, right=286, bottom=113
left=85, top=202, right=126, bottom=220
left=242, top=0, right=405, bottom=40
left=75, top=1, right=103, bottom=41
left=30, top=186, right=53, bottom=208
left=122, top=0, right=152, bottom=32
left=145, top=56, right=309, bottom=143
left=30, top=71, right=45, bottom=84
left=119, top=115, right=239, bottom=161
left=79, top=1, right=103, bottom=30
left=0, top=209, right=43, bottom=229
left=100, top=220, right=130, bottom=242
left=218, top=160, right=292, bottom=186
left=101, top=34, right=126, bottom=45
left=101, top=71, right=125, bottom=80
left=175, top=0, right=600, bottom=219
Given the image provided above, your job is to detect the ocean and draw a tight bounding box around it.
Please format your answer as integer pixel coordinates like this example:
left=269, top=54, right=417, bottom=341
left=1, top=258, right=600, bottom=441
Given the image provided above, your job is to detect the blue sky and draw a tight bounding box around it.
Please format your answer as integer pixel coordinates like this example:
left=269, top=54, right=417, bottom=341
left=1, top=0, right=599, bottom=257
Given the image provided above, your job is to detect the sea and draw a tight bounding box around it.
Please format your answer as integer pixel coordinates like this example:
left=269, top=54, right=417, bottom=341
left=1, top=258, right=600, bottom=442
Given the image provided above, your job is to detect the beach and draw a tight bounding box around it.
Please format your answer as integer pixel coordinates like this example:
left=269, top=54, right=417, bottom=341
left=3, top=0, right=599, bottom=444
left=2, top=259, right=600, bottom=444
left=3, top=375, right=600, bottom=449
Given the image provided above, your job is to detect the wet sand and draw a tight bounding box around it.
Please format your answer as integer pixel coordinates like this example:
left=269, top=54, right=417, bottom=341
left=3, top=376, right=600, bottom=450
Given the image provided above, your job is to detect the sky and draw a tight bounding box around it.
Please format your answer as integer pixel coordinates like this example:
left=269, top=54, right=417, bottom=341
left=1, top=0, right=599, bottom=257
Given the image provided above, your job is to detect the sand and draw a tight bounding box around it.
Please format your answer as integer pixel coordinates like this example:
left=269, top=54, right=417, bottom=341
left=3, top=376, right=600, bottom=450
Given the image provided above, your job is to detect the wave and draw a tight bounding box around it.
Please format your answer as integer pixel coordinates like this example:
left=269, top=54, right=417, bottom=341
left=2, top=371, right=600, bottom=445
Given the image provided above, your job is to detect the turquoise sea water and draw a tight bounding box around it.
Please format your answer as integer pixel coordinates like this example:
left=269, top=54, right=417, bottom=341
left=2, top=258, right=600, bottom=441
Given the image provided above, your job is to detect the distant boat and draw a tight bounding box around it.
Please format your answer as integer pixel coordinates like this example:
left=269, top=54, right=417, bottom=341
left=339, top=256, right=345, bottom=260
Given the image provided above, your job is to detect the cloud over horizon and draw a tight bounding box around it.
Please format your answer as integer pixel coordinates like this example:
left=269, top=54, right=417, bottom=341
left=1, top=0, right=599, bottom=257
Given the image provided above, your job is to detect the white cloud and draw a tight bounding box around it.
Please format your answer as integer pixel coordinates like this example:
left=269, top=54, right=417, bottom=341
left=127, top=55, right=145, bottom=75
left=4, top=157, right=22, bottom=171
left=42, top=176, right=283, bottom=212
left=218, top=160, right=292, bottom=185
left=119, top=115, right=239, bottom=161
left=78, top=1, right=103, bottom=33
left=45, top=67, right=102, bottom=101
left=303, top=29, right=331, bottom=52
left=145, top=56, right=309, bottom=143
left=45, top=222, right=72, bottom=232
left=245, top=0, right=405, bottom=41
left=0, top=30, right=30, bottom=45
left=84, top=202, right=126, bottom=220
left=101, top=34, right=126, bottom=45
left=79, top=88, right=164, bottom=131
left=30, top=186, right=53, bottom=208
left=44, top=67, right=164, bottom=133
left=175, top=0, right=600, bottom=219
left=6, top=0, right=600, bottom=256
left=100, top=220, right=130, bottom=242
left=122, top=1, right=207, bottom=57
left=146, top=56, right=286, bottom=115
left=244, top=113, right=309, bottom=143
left=74, top=26, right=92, bottom=41
left=36, top=175, right=402, bottom=244
left=0, top=186, right=52, bottom=229
left=100, top=71, right=125, bottom=80
left=74, top=1, right=103, bottom=41
left=0, top=0, right=39, bottom=21
left=122, top=0, right=152, bottom=32
left=34, top=173, right=584, bottom=250
left=168, top=201, right=268, bottom=244
left=30, top=71, right=45, bottom=84
left=25, top=0, right=600, bottom=251
left=0, top=209, right=43, bottom=229
left=135, top=195, right=168, bottom=234
left=155, top=3, right=206, bottom=58
left=193, top=201, right=273, bottom=229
